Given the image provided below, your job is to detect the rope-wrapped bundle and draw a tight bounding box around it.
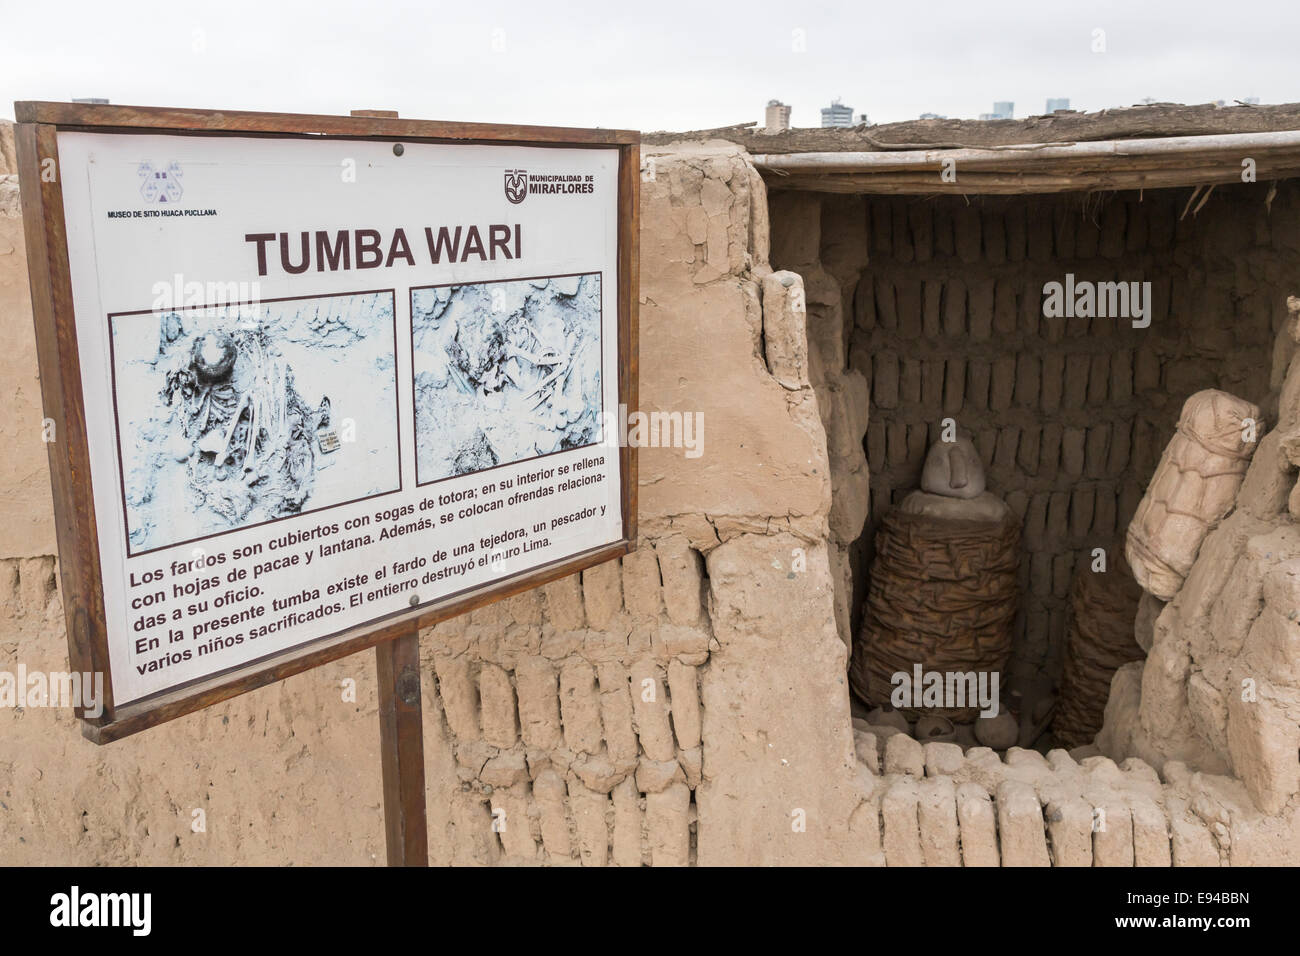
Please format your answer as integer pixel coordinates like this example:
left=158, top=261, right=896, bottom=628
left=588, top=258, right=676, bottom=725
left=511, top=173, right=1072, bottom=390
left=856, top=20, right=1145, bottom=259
left=849, top=504, right=1020, bottom=722
left=1126, top=389, right=1260, bottom=600
left=1052, top=558, right=1145, bottom=749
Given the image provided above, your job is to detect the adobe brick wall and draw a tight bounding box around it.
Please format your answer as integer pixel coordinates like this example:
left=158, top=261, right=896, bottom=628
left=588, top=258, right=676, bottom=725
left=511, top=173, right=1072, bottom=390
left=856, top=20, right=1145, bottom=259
left=774, top=185, right=1300, bottom=686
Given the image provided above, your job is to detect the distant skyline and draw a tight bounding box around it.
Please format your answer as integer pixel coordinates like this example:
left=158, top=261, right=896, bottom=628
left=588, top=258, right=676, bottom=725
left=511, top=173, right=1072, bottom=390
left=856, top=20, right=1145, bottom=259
left=2, top=1, right=1296, bottom=131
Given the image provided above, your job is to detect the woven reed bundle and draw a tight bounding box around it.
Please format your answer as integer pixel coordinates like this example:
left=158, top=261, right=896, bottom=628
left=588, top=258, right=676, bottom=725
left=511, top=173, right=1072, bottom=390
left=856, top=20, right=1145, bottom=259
left=849, top=507, right=1020, bottom=722
left=1052, top=558, right=1144, bottom=749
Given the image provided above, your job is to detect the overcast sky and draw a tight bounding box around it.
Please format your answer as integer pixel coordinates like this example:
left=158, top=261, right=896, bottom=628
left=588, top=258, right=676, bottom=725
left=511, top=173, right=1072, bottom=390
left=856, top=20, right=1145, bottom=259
left=3, top=0, right=1297, bottom=131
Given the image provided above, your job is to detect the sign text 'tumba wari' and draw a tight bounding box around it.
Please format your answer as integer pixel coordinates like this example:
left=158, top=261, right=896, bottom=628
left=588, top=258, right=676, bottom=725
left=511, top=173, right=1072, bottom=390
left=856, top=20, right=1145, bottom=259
left=244, top=224, right=522, bottom=276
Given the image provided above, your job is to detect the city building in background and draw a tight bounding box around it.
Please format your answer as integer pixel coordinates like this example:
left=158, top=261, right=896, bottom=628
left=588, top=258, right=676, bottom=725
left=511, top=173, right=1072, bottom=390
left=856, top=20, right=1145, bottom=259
left=821, top=98, right=854, bottom=128
left=764, top=99, right=791, bottom=132
left=979, top=100, right=1014, bottom=120
left=1045, top=97, right=1071, bottom=112
left=919, top=112, right=947, bottom=120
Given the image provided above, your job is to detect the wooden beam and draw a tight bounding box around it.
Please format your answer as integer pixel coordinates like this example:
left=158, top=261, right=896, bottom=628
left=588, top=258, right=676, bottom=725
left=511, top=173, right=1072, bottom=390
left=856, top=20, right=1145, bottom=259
left=14, top=101, right=639, bottom=146
left=376, top=630, right=427, bottom=866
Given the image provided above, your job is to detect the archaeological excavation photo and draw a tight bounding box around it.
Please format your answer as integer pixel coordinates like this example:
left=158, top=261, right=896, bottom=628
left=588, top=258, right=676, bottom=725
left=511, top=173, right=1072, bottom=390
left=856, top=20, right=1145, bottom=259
left=3, top=0, right=1300, bottom=933
left=110, top=291, right=403, bottom=554
left=410, top=274, right=603, bottom=484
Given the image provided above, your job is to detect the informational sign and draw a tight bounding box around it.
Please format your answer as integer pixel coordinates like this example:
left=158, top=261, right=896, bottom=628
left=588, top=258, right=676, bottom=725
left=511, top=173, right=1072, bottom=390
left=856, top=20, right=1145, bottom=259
left=16, top=104, right=639, bottom=740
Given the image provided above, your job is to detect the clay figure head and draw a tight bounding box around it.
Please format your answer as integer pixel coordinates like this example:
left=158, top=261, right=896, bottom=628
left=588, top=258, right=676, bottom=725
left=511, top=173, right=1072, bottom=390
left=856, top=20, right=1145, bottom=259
left=920, top=435, right=985, bottom=499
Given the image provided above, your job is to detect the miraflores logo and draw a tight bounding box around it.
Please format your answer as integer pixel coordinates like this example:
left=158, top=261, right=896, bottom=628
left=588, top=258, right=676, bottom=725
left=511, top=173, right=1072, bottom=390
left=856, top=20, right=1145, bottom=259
left=504, top=168, right=595, bottom=204
left=0, top=664, right=103, bottom=718
left=138, top=161, right=183, bottom=203
left=50, top=886, right=151, bottom=936
left=504, top=169, right=528, bottom=204
left=891, top=665, right=1000, bottom=718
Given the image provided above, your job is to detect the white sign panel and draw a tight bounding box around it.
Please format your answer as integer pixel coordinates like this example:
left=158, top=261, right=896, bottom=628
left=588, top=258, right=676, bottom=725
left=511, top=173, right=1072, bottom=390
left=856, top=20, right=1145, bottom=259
left=57, top=131, right=624, bottom=704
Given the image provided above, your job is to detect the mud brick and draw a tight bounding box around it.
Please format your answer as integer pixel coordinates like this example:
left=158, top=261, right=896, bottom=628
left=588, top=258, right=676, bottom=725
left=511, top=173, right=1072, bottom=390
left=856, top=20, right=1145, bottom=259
left=875, top=279, right=898, bottom=330
left=871, top=200, right=892, bottom=254
left=1006, top=490, right=1029, bottom=523
left=907, top=424, right=930, bottom=470
left=1062, top=427, right=1086, bottom=477
left=990, top=355, right=1016, bottom=410
left=1027, top=203, right=1053, bottom=261
left=994, top=279, right=1018, bottom=336
left=1023, top=493, right=1049, bottom=547
left=954, top=204, right=982, bottom=264
left=1148, top=202, right=1175, bottom=250
left=934, top=205, right=955, bottom=256
left=871, top=486, right=892, bottom=520
left=909, top=203, right=934, bottom=262
left=983, top=208, right=1006, bottom=265
left=850, top=340, right=873, bottom=381
left=900, top=357, right=922, bottom=404
left=1086, top=356, right=1107, bottom=408
left=1076, top=217, right=1100, bottom=258
left=1014, top=353, right=1040, bottom=407
left=996, top=782, right=1050, bottom=867
left=893, top=202, right=914, bottom=262
left=1026, top=607, right=1050, bottom=648
left=897, top=278, right=923, bottom=337
left=1039, top=352, right=1064, bottom=412
left=1005, top=204, right=1027, bottom=262
left=1070, top=486, right=1095, bottom=538
left=886, top=422, right=909, bottom=467
left=1047, top=491, right=1070, bottom=540
left=1118, top=481, right=1143, bottom=529
left=1039, top=423, right=1062, bottom=473
left=1048, top=607, right=1067, bottom=646
left=1041, top=312, right=1065, bottom=345
left=1110, top=350, right=1134, bottom=402
left=994, top=426, right=1020, bottom=472
left=943, top=357, right=965, bottom=415
left=1017, top=425, right=1041, bottom=476
left=943, top=278, right=966, bottom=336
left=1066, top=311, right=1090, bottom=338
left=1099, top=201, right=1127, bottom=258
left=1093, top=803, right=1134, bottom=867
left=1030, top=552, right=1053, bottom=597
left=957, top=784, right=999, bottom=867
left=874, top=351, right=900, bottom=408
left=1053, top=552, right=1075, bottom=598
left=975, top=428, right=997, bottom=467
left=921, top=359, right=944, bottom=411
left=1092, top=483, right=1117, bottom=536
left=1063, top=356, right=1089, bottom=408
left=1125, top=200, right=1148, bottom=253
left=968, top=278, right=995, bottom=340
left=1020, top=277, right=1041, bottom=335
left=1135, top=349, right=1161, bottom=392
left=923, top=280, right=943, bottom=337
left=1107, top=420, right=1131, bottom=476
left=1151, top=274, right=1172, bottom=327
left=965, top=359, right=990, bottom=411
left=1169, top=279, right=1192, bottom=332
left=1085, top=423, right=1110, bottom=478
left=867, top=420, right=886, bottom=467
left=1052, top=204, right=1077, bottom=259
left=854, top=274, right=876, bottom=331
left=1131, top=419, right=1154, bottom=477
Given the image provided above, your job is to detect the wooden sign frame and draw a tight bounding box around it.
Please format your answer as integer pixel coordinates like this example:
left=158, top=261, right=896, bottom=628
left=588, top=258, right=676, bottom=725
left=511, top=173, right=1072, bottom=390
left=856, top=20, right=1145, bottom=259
left=15, top=102, right=640, bottom=746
